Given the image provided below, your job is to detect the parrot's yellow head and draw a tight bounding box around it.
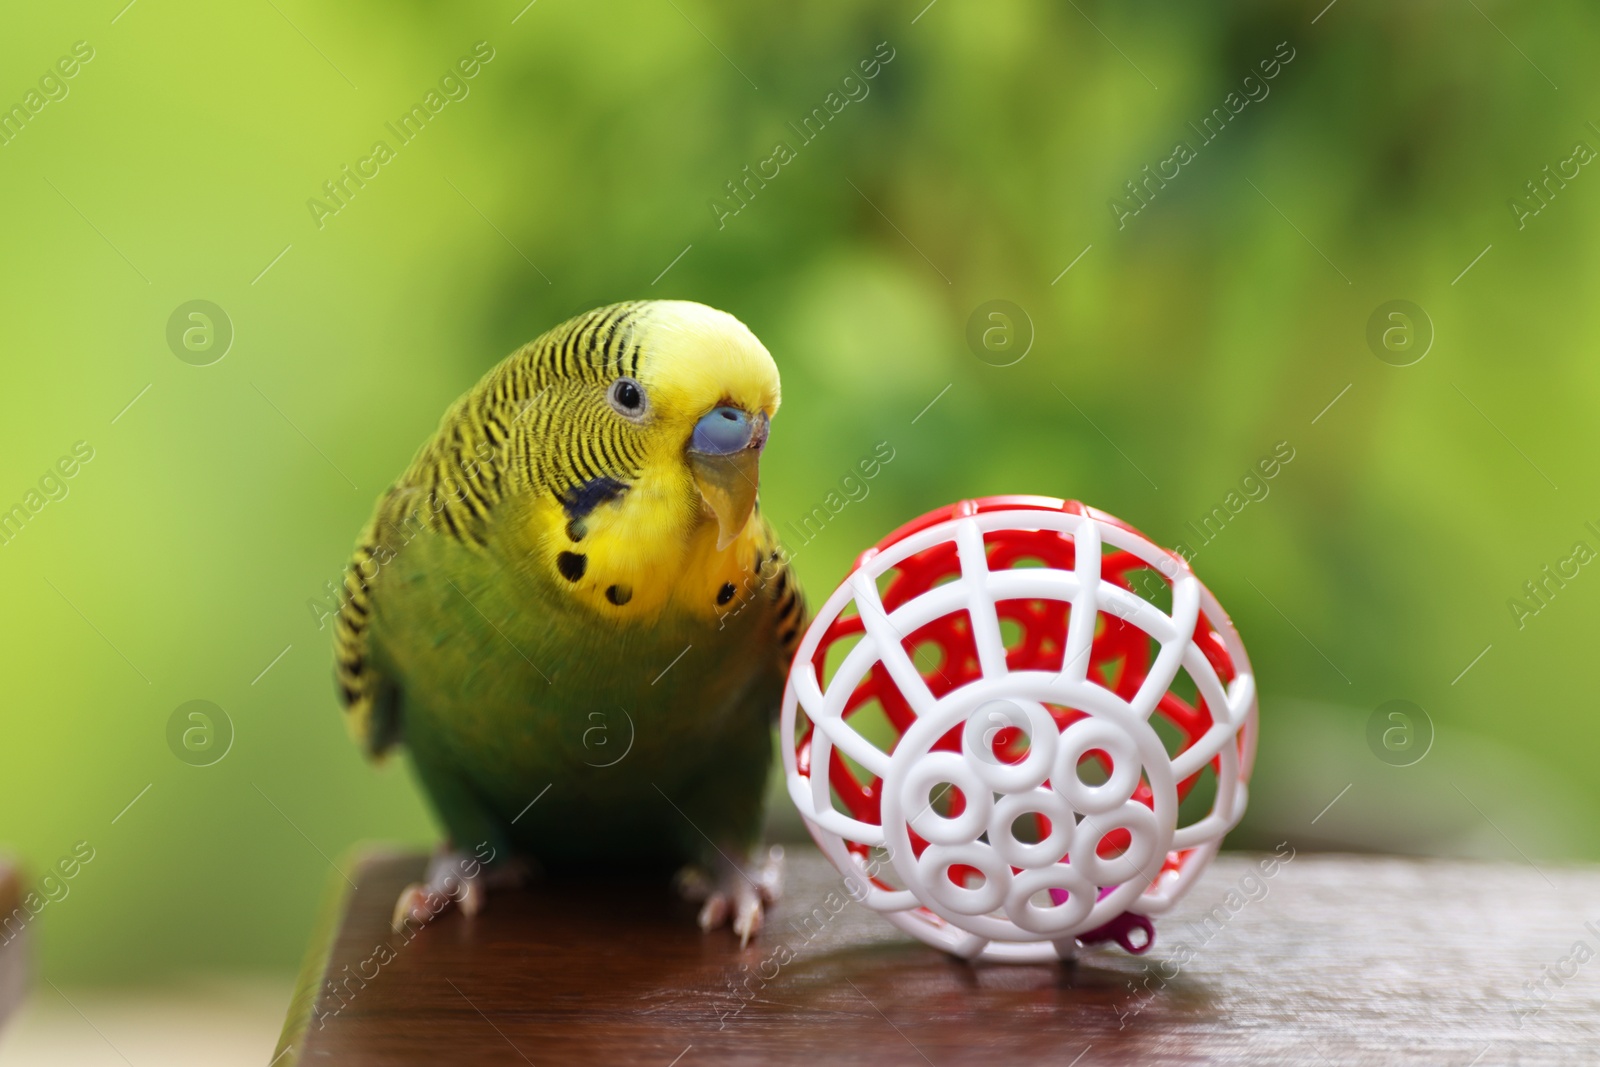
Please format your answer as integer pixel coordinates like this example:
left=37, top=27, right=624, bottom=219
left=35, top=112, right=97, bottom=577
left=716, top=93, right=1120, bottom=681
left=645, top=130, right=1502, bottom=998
left=622, top=300, right=781, bottom=550
left=502, top=300, right=782, bottom=621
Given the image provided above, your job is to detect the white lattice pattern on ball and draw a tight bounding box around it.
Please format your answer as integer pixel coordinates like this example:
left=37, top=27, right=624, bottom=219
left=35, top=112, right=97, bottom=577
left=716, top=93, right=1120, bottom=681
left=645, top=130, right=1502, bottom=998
left=780, top=498, right=1258, bottom=963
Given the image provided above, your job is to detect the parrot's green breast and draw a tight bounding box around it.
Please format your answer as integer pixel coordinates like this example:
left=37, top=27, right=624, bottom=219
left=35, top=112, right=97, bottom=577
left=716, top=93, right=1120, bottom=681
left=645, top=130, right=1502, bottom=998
left=367, top=519, right=784, bottom=870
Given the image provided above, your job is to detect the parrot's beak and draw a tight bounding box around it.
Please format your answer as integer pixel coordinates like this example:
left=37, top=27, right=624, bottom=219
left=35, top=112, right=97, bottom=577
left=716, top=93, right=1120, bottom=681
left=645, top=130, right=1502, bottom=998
left=688, top=405, right=769, bottom=551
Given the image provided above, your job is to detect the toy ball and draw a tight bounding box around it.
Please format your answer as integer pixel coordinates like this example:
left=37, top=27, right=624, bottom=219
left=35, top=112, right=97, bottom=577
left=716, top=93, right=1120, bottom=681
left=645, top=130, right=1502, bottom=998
left=780, top=496, right=1258, bottom=963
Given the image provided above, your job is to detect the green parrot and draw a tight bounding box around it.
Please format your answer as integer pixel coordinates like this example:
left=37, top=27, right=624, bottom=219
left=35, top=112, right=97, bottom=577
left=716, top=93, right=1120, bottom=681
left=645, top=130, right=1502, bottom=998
left=332, top=300, right=805, bottom=943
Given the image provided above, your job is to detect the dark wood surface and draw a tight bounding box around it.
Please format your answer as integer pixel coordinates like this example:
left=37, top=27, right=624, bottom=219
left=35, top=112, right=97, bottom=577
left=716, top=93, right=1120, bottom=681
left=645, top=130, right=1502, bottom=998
left=275, top=846, right=1600, bottom=1066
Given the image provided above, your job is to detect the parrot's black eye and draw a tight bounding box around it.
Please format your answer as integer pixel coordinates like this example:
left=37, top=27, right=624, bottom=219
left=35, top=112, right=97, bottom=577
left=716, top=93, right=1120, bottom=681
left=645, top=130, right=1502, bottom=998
left=607, top=377, right=647, bottom=420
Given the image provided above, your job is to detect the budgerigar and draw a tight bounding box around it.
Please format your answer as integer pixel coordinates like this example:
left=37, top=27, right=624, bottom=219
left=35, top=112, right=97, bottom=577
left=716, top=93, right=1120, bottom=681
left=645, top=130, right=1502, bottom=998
left=332, top=300, right=805, bottom=943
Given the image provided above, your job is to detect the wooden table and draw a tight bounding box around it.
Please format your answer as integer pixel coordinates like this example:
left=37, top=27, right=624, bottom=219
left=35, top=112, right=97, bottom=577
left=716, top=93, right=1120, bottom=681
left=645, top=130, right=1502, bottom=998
left=274, top=847, right=1600, bottom=1066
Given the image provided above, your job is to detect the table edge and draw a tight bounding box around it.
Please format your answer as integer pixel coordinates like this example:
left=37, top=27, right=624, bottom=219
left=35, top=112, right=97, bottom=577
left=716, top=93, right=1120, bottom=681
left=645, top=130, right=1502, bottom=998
left=271, top=845, right=415, bottom=1067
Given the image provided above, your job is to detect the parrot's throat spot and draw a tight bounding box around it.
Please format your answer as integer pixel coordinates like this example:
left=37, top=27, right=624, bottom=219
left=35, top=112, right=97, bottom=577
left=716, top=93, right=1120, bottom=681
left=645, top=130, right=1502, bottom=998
left=606, top=584, right=632, bottom=606
left=716, top=582, right=735, bottom=605
left=556, top=551, right=587, bottom=582
left=560, top=477, right=628, bottom=523
left=566, top=518, right=587, bottom=542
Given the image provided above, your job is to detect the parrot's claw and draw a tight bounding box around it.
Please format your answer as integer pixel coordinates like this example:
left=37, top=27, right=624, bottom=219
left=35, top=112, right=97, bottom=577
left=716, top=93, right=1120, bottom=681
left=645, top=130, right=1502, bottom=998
left=389, top=846, right=527, bottom=933
left=679, top=846, right=784, bottom=948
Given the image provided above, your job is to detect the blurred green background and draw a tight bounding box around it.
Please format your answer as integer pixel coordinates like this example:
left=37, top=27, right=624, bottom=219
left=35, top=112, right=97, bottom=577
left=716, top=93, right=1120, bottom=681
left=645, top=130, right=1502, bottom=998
left=2, top=0, right=1597, bottom=984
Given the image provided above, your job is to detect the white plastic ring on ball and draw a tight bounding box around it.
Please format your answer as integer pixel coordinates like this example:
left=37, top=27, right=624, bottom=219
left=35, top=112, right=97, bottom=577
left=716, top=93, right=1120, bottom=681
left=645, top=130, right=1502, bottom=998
left=901, top=751, right=992, bottom=846
left=989, top=788, right=1077, bottom=870
left=961, top=699, right=1059, bottom=794
left=1004, top=865, right=1097, bottom=934
left=1074, top=800, right=1163, bottom=886
left=916, top=841, right=1011, bottom=916
left=1052, top=717, right=1142, bottom=816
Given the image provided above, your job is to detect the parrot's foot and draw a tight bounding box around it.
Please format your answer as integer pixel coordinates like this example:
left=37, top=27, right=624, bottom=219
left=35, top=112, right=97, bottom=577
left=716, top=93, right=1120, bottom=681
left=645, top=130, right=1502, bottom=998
left=390, top=846, right=528, bottom=933
left=675, top=846, right=784, bottom=948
